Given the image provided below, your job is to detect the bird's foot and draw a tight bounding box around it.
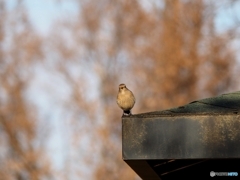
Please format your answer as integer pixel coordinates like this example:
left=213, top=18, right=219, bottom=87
left=122, top=112, right=132, bottom=117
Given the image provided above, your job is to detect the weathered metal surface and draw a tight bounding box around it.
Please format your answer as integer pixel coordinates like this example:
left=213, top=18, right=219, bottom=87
left=123, top=115, right=240, bottom=159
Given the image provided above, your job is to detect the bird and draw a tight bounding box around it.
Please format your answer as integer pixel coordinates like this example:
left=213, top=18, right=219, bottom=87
left=117, top=83, right=135, bottom=116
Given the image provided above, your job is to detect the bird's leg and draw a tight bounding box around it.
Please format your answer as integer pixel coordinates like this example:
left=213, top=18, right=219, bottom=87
left=123, top=110, right=131, bottom=116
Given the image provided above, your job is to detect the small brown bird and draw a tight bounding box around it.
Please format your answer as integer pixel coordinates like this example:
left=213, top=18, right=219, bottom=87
left=117, top=84, right=135, bottom=116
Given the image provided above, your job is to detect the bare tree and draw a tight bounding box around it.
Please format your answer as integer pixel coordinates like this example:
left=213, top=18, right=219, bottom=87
left=11, top=0, right=238, bottom=179
left=0, top=1, right=52, bottom=179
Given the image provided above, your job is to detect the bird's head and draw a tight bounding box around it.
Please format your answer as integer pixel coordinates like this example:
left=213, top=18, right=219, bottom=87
left=119, top=83, right=127, bottom=92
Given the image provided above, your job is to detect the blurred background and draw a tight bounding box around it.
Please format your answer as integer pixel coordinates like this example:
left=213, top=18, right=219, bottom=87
left=0, top=0, right=240, bottom=179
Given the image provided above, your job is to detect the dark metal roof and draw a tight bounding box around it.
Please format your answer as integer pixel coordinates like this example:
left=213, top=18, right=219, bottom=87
left=132, top=91, right=240, bottom=118
left=122, top=91, right=240, bottom=179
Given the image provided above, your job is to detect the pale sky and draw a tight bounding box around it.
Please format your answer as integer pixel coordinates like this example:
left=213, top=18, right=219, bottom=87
left=7, top=0, right=77, bottom=33
left=7, top=0, right=240, bottom=34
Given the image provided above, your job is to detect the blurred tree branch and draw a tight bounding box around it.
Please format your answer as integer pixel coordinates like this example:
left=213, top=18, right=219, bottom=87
left=0, top=1, right=51, bottom=179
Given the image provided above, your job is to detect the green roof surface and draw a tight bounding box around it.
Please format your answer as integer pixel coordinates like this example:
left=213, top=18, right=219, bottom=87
left=134, top=91, right=240, bottom=117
